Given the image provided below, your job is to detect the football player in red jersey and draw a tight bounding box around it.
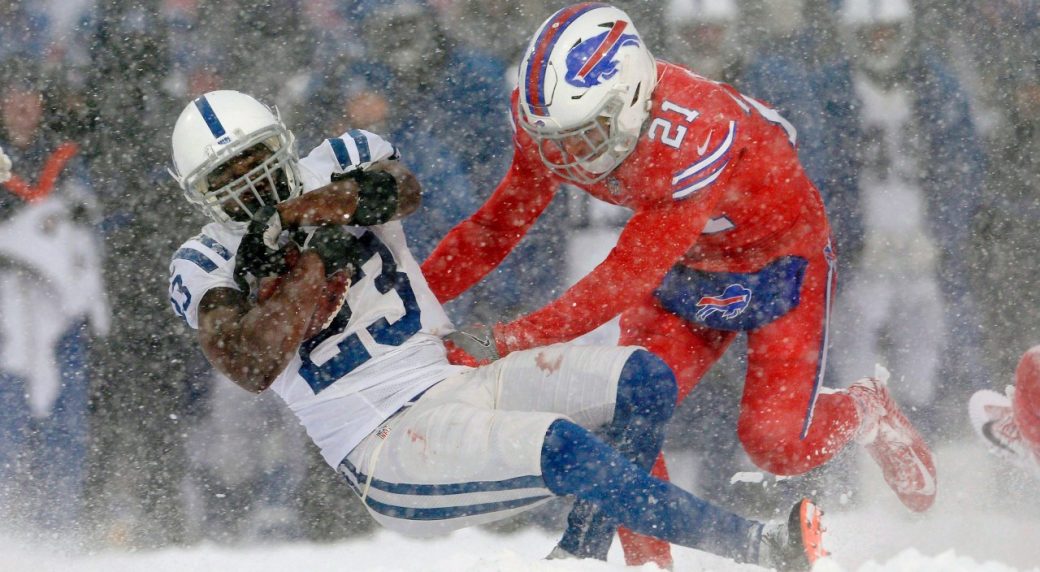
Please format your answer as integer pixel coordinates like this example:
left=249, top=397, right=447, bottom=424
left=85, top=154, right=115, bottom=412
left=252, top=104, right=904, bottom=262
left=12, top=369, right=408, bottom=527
left=970, top=346, right=1040, bottom=476
left=421, top=3, right=937, bottom=567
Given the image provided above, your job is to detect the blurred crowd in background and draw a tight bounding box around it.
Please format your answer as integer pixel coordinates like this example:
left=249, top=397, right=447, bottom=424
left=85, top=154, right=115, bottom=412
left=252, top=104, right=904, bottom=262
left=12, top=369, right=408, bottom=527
left=0, top=0, right=1037, bottom=552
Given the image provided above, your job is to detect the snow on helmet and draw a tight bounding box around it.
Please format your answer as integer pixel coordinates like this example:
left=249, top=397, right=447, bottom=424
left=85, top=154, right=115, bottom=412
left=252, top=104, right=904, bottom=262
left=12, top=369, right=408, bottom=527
left=518, top=3, right=658, bottom=185
left=169, top=90, right=301, bottom=227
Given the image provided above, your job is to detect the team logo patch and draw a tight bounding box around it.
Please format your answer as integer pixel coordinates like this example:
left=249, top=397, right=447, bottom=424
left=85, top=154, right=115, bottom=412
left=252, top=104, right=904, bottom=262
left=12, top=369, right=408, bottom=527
left=695, top=284, right=752, bottom=320
left=564, top=21, right=640, bottom=88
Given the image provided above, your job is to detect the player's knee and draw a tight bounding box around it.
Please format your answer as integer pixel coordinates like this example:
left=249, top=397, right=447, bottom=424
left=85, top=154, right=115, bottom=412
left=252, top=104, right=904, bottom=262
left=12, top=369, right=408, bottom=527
left=616, top=350, right=678, bottom=424
left=541, top=419, right=595, bottom=496
left=737, top=417, right=811, bottom=476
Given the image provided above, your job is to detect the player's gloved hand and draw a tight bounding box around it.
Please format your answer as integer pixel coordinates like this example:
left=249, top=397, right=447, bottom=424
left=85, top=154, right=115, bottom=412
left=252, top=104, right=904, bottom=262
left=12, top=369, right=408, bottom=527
left=0, top=144, right=12, bottom=183
left=332, top=168, right=399, bottom=226
left=304, top=225, right=366, bottom=278
left=250, top=204, right=284, bottom=250
left=234, top=206, right=295, bottom=294
left=443, top=324, right=500, bottom=366
left=296, top=225, right=371, bottom=337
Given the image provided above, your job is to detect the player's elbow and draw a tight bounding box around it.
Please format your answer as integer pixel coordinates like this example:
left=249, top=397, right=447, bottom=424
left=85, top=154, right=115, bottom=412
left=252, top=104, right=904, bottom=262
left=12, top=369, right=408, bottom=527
left=234, top=368, right=278, bottom=393
left=205, top=348, right=281, bottom=393
left=394, top=169, right=421, bottom=219
left=201, top=331, right=290, bottom=394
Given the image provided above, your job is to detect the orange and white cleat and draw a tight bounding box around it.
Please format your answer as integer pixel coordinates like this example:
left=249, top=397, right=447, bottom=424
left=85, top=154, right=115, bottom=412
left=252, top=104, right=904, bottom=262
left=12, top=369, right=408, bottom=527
left=759, top=498, right=828, bottom=571
left=848, top=368, right=937, bottom=512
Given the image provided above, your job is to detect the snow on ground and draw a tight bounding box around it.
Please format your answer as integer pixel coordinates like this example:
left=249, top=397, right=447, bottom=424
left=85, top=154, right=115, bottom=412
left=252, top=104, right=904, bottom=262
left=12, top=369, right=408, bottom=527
left=2, top=442, right=1037, bottom=572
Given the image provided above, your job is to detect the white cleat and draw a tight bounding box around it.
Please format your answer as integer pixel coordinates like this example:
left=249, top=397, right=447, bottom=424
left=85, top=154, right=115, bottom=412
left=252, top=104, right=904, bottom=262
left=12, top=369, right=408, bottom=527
left=969, top=388, right=1040, bottom=476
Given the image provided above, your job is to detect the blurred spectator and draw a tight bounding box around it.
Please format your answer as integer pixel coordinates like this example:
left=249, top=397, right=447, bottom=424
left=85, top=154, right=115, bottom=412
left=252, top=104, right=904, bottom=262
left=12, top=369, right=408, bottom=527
left=0, top=3, right=52, bottom=62
left=437, top=0, right=556, bottom=64
left=298, top=7, right=484, bottom=323
left=352, top=1, right=569, bottom=321
left=0, top=62, right=109, bottom=536
left=737, top=0, right=863, bottom=259
left=962, top=2, right=1040, bottom=378
left=182, top=373, right=308, bottom=544
left=81, top=1, right=199, bottom=547
left=830, top=0, right=943, bottom=417
left=662, top=0, right=743, bottom=83
left=830, top=0, right=988, bottom=435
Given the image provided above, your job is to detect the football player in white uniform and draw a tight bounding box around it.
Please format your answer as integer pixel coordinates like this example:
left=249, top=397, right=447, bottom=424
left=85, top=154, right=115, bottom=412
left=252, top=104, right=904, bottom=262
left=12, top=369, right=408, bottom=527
left=166, top=90, right=825, bottom=569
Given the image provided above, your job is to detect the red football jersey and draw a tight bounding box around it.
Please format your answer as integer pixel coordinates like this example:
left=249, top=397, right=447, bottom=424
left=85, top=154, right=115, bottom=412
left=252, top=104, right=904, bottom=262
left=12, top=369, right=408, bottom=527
left=422, top=61, right=831, bottom=352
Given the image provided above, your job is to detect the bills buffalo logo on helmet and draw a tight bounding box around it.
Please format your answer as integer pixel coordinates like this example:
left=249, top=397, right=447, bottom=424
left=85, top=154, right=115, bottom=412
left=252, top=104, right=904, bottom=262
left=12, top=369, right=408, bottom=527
left=695, top=284, right=753, bottom=320
left=564, top=20, right=641, bottom=89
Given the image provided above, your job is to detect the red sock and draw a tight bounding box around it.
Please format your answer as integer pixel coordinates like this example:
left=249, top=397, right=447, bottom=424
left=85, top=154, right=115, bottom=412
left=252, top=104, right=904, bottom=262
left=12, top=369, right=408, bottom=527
left=617, top=453, right=674, bottom=568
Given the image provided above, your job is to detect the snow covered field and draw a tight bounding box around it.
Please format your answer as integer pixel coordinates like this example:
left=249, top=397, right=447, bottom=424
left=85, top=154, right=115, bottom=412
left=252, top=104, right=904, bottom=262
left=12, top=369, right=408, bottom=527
left=2, top=440, right=1038, bottom=572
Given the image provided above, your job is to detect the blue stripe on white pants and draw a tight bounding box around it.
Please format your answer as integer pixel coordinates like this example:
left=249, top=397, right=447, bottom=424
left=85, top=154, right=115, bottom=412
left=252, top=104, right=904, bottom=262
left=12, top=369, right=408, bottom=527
left=338, top=345, right=640, bottom=536
left=339, top=450, right=554, bottom=534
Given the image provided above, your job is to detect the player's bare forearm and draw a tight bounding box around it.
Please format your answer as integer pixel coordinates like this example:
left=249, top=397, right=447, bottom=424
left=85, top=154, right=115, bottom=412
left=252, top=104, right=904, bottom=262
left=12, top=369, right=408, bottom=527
left=198, top=251, right=325, bottom=392
left=276, top=160, right=420, bottom=227
left=277, top=180, right=360, bottom=227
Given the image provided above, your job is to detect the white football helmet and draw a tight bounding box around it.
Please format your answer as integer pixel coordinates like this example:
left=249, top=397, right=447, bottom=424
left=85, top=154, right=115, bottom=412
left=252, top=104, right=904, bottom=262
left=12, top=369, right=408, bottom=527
left=838, top=0, right=914, bottom=76
left=169, top=90, right=302, bottom=227
left=517, top=3, right=658, bottom=185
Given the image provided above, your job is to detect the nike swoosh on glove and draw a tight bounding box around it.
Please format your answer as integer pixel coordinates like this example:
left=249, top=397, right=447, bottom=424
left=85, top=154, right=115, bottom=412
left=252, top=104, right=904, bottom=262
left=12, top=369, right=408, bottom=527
left=443, top=324, right=500, bottom=366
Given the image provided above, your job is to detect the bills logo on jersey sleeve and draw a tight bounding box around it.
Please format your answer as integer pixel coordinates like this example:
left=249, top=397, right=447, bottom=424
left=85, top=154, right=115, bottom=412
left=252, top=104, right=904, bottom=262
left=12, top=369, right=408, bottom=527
left=564, top=21, right=641, bottom=88
left=695, top=284, right=752, bottom=320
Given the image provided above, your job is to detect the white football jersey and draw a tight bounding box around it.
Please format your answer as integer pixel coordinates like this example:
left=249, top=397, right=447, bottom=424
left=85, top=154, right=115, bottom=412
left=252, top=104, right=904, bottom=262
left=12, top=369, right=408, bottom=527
left=168, top=130, right=466, bottom=466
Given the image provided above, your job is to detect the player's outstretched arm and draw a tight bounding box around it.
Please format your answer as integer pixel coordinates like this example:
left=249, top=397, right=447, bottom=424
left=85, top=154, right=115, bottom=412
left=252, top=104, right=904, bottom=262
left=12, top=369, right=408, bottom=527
left=422, top=148, right=556, bottom=303
left=197, top=250, right=325, bottom=393
left=276, top=159, right=420, bottom=228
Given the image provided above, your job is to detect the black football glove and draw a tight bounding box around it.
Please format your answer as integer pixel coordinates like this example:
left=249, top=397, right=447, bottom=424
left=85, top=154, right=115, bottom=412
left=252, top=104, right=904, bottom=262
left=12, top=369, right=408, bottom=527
left=234, top=205, right=293, bottom=294
left=303, top=225, right=368, bottom=279
left=332, top=169, right=399, bottom=226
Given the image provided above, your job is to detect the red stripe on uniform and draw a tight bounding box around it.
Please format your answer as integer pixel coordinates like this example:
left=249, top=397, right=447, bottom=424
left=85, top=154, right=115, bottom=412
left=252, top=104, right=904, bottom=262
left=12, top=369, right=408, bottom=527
left=698, top=295, right=746, bottom=306
left=525, top=3, right=599, bottom=112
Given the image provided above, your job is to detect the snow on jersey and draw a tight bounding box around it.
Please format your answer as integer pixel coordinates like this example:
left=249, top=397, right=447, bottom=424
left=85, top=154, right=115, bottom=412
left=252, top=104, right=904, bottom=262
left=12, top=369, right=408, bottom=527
left=423, top=61, right=832, bottom=351
left=169, top=130, right=465, bottom=467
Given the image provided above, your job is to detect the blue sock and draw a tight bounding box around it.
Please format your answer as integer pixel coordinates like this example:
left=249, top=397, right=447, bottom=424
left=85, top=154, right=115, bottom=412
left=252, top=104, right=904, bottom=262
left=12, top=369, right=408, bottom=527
left=556, top=351, right=677, bottom=559
left=542, top=419, right=759, bottom=563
